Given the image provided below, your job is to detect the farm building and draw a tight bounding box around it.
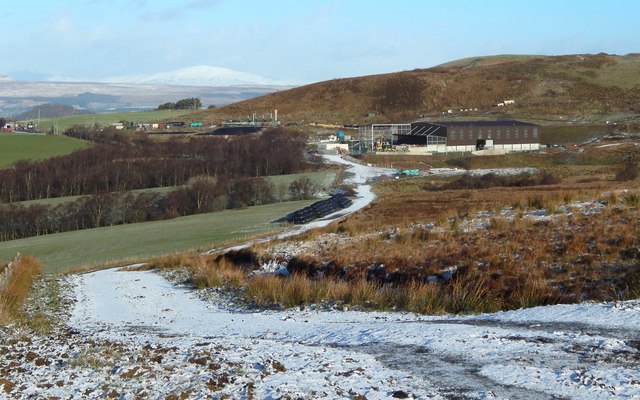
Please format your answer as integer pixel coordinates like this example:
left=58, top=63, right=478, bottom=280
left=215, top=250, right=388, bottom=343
left=359, top=120, right=541, bottom=154
left=399, top=120, right=541, bottom=153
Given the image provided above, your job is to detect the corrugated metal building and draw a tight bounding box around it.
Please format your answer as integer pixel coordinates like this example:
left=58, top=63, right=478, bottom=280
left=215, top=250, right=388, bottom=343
left=396, top=120, right=541, bottom=153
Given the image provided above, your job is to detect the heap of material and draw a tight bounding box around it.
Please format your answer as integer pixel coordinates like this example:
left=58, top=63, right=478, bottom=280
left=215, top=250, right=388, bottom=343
left=284, top=193, right=352, bottom=224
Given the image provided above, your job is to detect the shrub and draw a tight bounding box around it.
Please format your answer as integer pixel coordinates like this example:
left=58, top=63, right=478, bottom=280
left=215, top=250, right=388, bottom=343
left=0, top=255, right=42, bottom=324
left=289, top=177, right=318, bottom=200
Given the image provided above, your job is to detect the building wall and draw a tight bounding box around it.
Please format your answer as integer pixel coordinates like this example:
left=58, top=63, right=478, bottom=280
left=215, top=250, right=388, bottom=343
left=446, top=124, right=540, bottom=146
left=392, top=121, right=540, bottom=154
left=318, top=143, right=349, bottom=154
left=397, top=123, right=447, bottom=145
left=444, top=143, right=540, bottom=153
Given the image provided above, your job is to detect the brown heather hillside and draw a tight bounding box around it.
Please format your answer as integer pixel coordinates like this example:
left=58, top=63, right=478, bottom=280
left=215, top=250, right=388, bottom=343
left=193, top=53, right=640, bottom=126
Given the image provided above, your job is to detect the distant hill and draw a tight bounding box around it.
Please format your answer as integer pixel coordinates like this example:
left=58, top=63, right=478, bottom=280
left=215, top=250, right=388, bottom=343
left=14, top=104, right=89, bottom=120
left=0, top=81, right=287, bottom=116
left=196, top=53, right=640, bottom=125
left=101, top=65, right=291, bottom=87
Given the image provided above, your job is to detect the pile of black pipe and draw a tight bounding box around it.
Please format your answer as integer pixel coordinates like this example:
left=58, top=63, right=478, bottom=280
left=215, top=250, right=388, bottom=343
left=284, top=193, right=352, bottom=224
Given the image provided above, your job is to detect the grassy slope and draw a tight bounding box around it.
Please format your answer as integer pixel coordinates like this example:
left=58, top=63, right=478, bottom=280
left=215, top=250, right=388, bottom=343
left=0, top=200, right=316, bottom=274
left=36, top=110, right=194, bottom=132
left=184, top=53, right=640, bottom=126
left=0, top=134, right=88, bottom=168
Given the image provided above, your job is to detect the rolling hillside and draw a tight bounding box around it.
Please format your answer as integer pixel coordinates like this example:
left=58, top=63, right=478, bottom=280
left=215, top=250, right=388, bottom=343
left=194, top=53, right=640, bottom=125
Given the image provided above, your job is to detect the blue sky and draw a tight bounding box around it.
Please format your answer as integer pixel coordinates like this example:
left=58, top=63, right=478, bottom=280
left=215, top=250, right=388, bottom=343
left=3, top=0, right=639, bottom=84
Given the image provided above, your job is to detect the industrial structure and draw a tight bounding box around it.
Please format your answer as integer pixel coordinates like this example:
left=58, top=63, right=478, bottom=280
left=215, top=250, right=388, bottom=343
left=357, top=120, right=540, bottom=154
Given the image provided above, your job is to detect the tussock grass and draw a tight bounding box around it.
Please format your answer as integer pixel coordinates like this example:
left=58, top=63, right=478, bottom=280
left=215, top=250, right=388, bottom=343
left=150, top=252, right=246, bottom=289
left=445, top=277, right=500, bottom=314
left=244, top=275, right=281, bottom=306
left=508, top=274, right=557, bottom=309
left=242, top=271, right=504, bottom=314
left=191, top=258, right=247, bottom=289
left=407, top=283, right=445, bottom=314
left=0, top=255, right=42, bottom=324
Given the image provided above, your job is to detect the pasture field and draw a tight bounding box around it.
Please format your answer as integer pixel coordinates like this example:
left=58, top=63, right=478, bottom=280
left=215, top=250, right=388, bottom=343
left=36, top=110, right=194, bottom=132
left=0, top=200, right=315, bottom=274
left=0, top=133, right=88, bottom=168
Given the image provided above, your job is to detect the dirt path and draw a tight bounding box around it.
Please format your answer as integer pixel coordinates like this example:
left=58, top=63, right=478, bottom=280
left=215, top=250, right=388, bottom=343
left=60, top=268, right=640, bottom=399
left=354, top=315, right=640, bottom=399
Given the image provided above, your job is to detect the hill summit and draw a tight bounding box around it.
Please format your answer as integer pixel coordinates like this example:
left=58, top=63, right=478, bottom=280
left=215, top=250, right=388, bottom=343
left=198, top=53, right=640, bottom=125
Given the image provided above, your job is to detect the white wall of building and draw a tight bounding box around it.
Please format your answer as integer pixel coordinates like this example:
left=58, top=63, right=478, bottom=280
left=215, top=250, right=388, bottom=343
left=445, top=143, right=540, bottom=153
left=318, top=143, right=349, bottom=154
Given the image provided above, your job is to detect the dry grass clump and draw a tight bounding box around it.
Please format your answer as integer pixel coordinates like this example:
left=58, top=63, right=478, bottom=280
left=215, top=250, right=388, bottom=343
left=245, top=274, right=374, bottom=309
left=148, top=252, right=199, bottom=270
left=242, top=271, right=505, bottom=314
left=446, top=277, right=500, bottom=314
left=190, top=257, right=246, bottom=289
left=149, top=251, right=250, bottom=289
left=0, top=255, right=42, bottom=324
left=245, top=273, right=381, bottom=310
left=508, top=274, right=559, bottom=309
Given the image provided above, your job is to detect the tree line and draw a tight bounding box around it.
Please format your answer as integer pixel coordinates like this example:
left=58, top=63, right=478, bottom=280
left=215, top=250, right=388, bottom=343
left=0, top=127, right=323, bottom=241
left=157, top=97, right=202, bottom=110
left=0, top=127, right=314, bottom=203
left=0, top=175, right=319, bottom=242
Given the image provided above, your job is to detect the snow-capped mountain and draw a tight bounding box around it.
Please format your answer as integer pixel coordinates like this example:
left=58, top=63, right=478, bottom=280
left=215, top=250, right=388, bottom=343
left=0, top=66, right=295, bottom=115
left=0, top=75, right=16, bottom=83
left=101, top=65, right=289, bottom=87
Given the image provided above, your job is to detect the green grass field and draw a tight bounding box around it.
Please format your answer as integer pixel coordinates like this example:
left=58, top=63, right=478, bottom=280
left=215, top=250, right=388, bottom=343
left=0, top=133, right=89, bottom=168
left=36, top=110, right=195, bottom=133
left=0, top=200, right=315, bottom=274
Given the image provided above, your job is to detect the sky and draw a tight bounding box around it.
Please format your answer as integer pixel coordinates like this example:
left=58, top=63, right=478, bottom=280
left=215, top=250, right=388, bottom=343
left=3, top=0, right=639, bottom=85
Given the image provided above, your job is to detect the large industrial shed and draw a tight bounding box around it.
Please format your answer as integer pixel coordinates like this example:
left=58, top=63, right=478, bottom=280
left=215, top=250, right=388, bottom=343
left=396, top=120, right=541, bottom=153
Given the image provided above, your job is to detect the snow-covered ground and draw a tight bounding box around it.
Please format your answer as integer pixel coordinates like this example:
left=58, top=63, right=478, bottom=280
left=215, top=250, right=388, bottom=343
left=4, top=268, right=637, bottom=399
left=2, top=157, right=639, bottom=399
